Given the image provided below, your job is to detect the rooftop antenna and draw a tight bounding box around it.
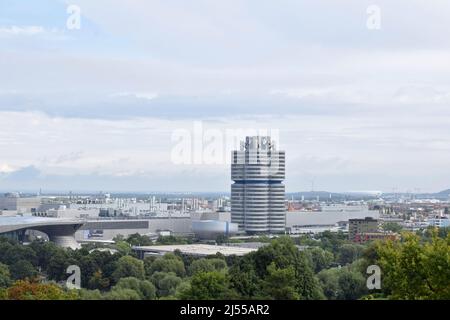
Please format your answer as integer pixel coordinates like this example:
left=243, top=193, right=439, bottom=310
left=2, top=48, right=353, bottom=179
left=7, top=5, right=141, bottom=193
left=309, top=178, right=315, bottom=192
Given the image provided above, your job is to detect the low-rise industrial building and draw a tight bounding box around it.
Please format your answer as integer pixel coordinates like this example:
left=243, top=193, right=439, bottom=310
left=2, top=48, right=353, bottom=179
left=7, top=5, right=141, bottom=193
left=75, top=217, right=192, bottom=241
left=0, top=193, right=42, bottom=214
left=133, top=244, right=258, bottom=258
left=286, top=205, right=379, bottom=234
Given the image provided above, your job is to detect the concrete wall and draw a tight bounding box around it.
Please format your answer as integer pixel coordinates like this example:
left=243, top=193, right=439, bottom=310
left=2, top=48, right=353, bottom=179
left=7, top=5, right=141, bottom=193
left=286, top=210, right=380, bottom=227
left=191, top=211, right=231, bottom=222
left=75, top=217, right=192, bottom=241
left=0, top=197, right=41, bottom=213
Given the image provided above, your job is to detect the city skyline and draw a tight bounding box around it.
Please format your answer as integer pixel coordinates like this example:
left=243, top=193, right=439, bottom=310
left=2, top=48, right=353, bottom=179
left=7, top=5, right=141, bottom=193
left=2, top=1, right=450, bottom=193
left=0, top=1, right=449, bottom=306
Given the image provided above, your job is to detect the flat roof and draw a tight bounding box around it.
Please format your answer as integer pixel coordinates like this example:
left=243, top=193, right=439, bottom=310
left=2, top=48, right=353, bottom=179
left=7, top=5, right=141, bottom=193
left=132, top=244, right=257, bottom=257
left=0, top=216, right=84, bottom=234
left=0, top=216, right=82, bottom=226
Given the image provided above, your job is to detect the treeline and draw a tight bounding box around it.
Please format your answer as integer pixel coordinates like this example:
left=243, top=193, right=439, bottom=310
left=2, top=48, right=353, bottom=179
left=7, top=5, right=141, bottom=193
left=0, top=228, right=448, bottom=300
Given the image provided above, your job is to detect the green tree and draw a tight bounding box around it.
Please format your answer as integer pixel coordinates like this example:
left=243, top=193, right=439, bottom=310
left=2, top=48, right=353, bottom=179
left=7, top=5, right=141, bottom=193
left=112, top=256, right=145, bottom=282
left=150, top=271, right=182, bottom=297
left=337, top=244, right=365, bottom=266
left=188, top=258, right=227, bottom=275
left=0, top=288, right=8, bottom=299
left=305, top=247, right=334, bottom=273
left=318, top=267, right=367, bottom=300
left=78, top=289, right=104, bottom=300
left=0, top=263, right=11, bottom=288
left=106, top=288, right=141, bottom=300
left=125, top=233, right=153, bottom=246
left=209, top=258, right=227, bottom=269
left=88, top=270, right=110, bottom=290
left=114, top=277, right=156, bottom=300
left=381, top=222, right=402, bottom=233
left=317, top=268, right=340, bottom=300
left=317, top=231, right=348, bottom=252
left=375, top=231, right=450, bottom=299
left=46, top=250, right=71, bottom=281
left=228, top=256, right=261, bottom=299
left=84, top=250, right=120, bottom=289
left=336, top=269, right=368, bottom=300
left=1, top=244, right=37, bottom=266
left=155, top=235, right=189, bottom=245
left=250, top=237, right=324, bottom=299
left=115, top=241, right=132, bottom=256
left=261, top=263, right=300, bottom=300
left=148, top=253, right=185, bottom=277
left=178, top=271, right=236, bottom=300
left=29, top=241, right=60, bottom=269
left=174, top=280, right=191, bottom=299
left=10, top=260, right=37, bottom=280
left=215, top=234, right=228, bottom=245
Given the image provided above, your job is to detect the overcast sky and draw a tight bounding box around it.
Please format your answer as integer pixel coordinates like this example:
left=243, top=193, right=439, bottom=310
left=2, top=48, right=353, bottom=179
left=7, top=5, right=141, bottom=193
left=1, top=0, right=450, bottom=193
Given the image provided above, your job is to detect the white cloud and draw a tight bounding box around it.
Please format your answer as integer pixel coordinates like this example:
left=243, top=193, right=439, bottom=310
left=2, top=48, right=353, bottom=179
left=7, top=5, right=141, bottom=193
left=393, top=86, right=450, bottom=105
left=269, top=86, right=373, bottom=105
left=2, top=1, right=450, bottom=192
left=0, top=25, right=45, bottom=36
left=1, top=110, right=450, bottom=192
left=0, top=164, right=16, bottom=174
left=111, top=92, right=159, bottom=101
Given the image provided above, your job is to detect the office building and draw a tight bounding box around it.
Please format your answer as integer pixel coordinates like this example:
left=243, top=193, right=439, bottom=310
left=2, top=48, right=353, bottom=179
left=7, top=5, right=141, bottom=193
left=231, top=136, right=286, bottom=234
left=348, top=217, right=398, bottom=243
left=349, top=217, right=379, bottom=241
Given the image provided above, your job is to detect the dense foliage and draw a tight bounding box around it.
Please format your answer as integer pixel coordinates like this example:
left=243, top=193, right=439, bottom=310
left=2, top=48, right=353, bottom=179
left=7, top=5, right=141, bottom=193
left=0, top=228, right=448, bottom=300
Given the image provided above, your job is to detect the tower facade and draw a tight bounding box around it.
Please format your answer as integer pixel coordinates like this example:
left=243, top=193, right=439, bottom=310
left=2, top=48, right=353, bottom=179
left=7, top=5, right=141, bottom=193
left=231, top=136, right=286, bottom=234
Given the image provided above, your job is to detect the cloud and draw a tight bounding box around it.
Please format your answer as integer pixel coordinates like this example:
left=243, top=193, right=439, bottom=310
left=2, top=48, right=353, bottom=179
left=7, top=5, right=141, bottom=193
left=111, top=92, right=159, bottom=101
left=1, top=166, right=42, bottom=181
left=0, top=25, right=44, bottom=36
left=1, top=1, right=450, bottom=192
left=393, top=86, right=450, bottom=105
left=0, top=25, right=67, bottom=41
left=0, top=110, right=449, bottom=192
left=0, top=164, right=16, bottom=174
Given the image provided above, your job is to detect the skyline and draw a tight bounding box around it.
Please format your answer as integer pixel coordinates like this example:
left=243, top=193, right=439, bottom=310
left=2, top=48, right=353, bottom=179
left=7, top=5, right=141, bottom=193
left=1, top=1, right=450, bottom=192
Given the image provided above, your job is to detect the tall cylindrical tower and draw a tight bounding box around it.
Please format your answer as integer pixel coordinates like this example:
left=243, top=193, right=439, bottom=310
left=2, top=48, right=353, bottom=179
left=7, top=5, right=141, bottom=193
left=231, top=136, right=286, bottom=234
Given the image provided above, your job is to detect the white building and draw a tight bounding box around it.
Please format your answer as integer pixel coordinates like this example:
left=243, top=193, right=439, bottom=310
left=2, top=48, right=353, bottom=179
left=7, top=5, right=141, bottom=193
left=428, top=216, right=450, bottom=228
left=286, top=205, right=380, bottom=234
left=231, top=136, right=286, bottom=234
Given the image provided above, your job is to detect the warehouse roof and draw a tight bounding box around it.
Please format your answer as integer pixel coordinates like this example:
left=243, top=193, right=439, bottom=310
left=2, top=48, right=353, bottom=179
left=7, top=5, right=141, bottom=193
left=132, top=244, right=257, bottom=257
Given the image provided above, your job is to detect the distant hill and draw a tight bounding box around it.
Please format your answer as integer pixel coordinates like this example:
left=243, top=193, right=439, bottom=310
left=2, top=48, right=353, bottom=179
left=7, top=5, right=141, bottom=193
left=436, top=189, right=450, bottom=196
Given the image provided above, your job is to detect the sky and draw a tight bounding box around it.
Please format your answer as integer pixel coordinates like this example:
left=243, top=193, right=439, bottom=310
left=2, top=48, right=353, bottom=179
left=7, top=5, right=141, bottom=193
left=1, top=0, right=450, bottom=193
